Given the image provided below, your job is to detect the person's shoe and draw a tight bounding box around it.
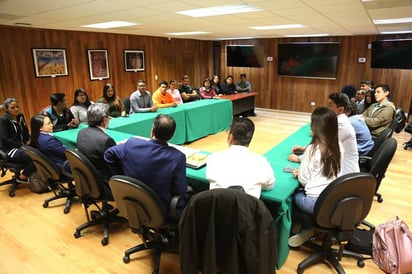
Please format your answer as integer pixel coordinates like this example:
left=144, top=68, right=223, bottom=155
left=16, top=177, right=30, bottom=184
left=288, top=229, right=314, bottom=247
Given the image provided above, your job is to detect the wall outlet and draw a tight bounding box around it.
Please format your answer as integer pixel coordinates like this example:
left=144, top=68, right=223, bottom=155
left=358, top=57, right=366, bottom=63
left=310, top=102, right=316, bottom=106
left=267, top=56, right=273, bottom=61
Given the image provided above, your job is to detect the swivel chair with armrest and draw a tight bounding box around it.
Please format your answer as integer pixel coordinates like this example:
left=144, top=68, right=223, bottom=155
left=109, top=175, right=181, bottom=274
left=293, top=172, right=376, bottom=274
left=0, top=150, right=26, bottom=197
left=64, top=149, right=128, bottom=246
left=20, top=145, right=75, bottom=213
left=359, top=137, right=397, bottom=203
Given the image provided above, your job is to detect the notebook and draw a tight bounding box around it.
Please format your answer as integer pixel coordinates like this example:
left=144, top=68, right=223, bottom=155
left=170, top=145, right=208, bottom=169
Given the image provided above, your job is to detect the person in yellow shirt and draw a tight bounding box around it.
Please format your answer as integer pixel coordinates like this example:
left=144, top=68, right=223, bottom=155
left=152, top=80, right=178, bottom=108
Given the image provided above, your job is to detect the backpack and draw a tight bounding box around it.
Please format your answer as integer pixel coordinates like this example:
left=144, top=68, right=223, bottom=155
left=29, top=170, right=50, bottom=194
left=372, top=217, right=412, bottom=274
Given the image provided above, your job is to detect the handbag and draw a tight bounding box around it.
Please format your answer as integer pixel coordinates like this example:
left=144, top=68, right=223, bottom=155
left=29, top=170, right=50, bottom=194
left=372, top=216, right=412, bottom=274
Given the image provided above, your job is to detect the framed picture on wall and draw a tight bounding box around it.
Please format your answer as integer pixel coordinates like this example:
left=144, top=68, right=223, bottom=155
left=87, top=49, right=110, bottom=80
left=124, top=50, right=145, bottom=72
left=32, top=48, right=68, bottom=77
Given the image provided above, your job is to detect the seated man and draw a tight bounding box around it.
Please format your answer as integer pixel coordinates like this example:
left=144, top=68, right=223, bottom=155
left=235, top=73, right=252, bottom=93
left=129, top=80, right=157, bottom=113
left=206, top=117, right=275, bottom=198
left=77, top=103, right=116, bottom=195
left=346, top=101, right=374, bottom=156
left=152, top=80, right=178, bottom=108
left=179, top=75, right=199, bottom=103
left=42, top=93, right=79, bottom=132
left=104, top=114, right=188, bottom=217
left=361, top=84, right=396, bottom=138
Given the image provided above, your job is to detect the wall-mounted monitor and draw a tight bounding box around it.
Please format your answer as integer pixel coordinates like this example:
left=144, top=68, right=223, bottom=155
left=226, top=45, right=264, bottom=67
left=371, top=39, right=412, bottom=69
left=277, top=42, right=339, bottom=79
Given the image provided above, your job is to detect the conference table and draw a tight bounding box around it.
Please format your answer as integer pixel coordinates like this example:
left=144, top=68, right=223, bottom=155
left=107, top=99, right=233, bottom=144
left=219, top=92, right=257, bottom=116
left=186, top=123, right=311, bottom=268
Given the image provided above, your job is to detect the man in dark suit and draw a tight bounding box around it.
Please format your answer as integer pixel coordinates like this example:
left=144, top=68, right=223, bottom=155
left=77, top=103, right=116, bottom=185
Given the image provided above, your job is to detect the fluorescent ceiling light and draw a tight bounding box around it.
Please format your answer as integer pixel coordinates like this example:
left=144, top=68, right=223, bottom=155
left=81, top=21, right=138, bottom=29
left=250, top=24, right=306, bottom=30
left=285, top=34, right=329, bottom=37
left=380, top=30, right=412, bottom=34
left=215, top=37, right=255, bottom=40
left=165, top=31, right=209, bottom=36
left=373, top=17, right=412, bottom=24
left=176, top=4, right=262, bottom=18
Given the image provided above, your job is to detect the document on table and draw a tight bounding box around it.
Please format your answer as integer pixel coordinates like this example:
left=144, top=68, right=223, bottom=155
left=169, top=144, right=208, bottom=169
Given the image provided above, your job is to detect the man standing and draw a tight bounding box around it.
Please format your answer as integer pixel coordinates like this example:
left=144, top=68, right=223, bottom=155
left=129, top=80, right=157, bottom=113
left=77, top=103, right=116, bottom=189
left=104, top=114, right=188, bottom=217
left=206, top=117, right=275, bottom=198
left=179, top=75, right=199, bottom=103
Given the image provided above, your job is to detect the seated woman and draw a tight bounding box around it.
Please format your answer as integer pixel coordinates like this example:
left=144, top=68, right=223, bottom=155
left=220, top=75, right=237, bottom=95
left=97, top=83, right=126, bottom=117
left=70, top=88, right=92, bottom=124
left=0, top=98, right=36, bottom=182
left=288, top=106, right=343, bottom=247
left=199, top=78, right=218, bottom=99
left=30, top=114, right=71, bottom=174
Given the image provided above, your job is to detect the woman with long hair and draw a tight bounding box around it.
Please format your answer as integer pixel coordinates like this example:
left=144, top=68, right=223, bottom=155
left=70, top=88, right=92, bottom=123
left=288, top=106, right=343, bottom=247
left=97, top=83, right=126, bottom=117
left=30, top=114, right=70, bottom=173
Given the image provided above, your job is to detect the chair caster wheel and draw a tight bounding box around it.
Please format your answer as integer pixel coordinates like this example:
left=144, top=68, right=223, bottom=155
left=74, top=231, right=81, bottom=239
left=101, top=238, right=108, bottom=246
left=9, top=191, right=15, bottom=197
left=123, top=255, right=130, bottom=263
left=43, top=202, right=49, bottom=208
left=377, top=197, right=383, bottom=203
left=64, top=207, right=70, bottom=214
left=357, top=259, right=365, bottom=268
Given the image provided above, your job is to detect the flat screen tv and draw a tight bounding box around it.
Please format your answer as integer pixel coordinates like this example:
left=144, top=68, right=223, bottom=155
left=277, top=42, right=339, bottom=79
left=371, top=39, right=412, bottom=69
left=226, top=45, right=264, bottom=67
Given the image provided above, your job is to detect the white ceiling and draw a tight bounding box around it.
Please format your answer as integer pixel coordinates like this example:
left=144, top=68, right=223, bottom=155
left=0, top=0, right=411, bottom=40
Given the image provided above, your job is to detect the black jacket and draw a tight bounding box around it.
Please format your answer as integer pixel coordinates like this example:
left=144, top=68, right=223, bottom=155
left=0, top=113, right=30, bottom=152
left=179, top=189, right=278, bottom=274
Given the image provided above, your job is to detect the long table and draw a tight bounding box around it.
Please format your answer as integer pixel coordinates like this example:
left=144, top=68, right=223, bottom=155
left=186, top=123, right=311, bottom=268
left=219, top=92, right=257, bottom=116
left=108, top=99, right=233, bottom=144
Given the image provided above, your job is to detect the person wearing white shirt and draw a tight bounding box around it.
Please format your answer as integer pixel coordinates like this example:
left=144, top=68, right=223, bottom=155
left=206, top=117, right=275, bottom=199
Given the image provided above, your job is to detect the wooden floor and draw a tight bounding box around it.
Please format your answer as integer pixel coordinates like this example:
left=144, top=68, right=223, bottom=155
left=1, top=108, right=411, bottom=274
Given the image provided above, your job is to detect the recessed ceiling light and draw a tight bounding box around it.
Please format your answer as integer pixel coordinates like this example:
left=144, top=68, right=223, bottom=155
left=373, top=17, right=412, bottom=24
left=176, top=4, right=262, bottom=18
left=165, top=31, right=209, bottom=36
left=250, top=24, right=306, bottom=30
left=285, top=34, right=329, bottom=37
left=81, top=21, right=138, bottom=29
left=380, top=30, right=412, bottom=34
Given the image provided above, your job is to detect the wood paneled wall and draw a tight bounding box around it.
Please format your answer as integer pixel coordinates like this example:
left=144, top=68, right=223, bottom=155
left=1, top=25, right=411, bottom=123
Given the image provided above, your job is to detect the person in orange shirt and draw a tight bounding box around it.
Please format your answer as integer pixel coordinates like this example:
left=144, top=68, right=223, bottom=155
left=152, top=80, right=178, bottom=108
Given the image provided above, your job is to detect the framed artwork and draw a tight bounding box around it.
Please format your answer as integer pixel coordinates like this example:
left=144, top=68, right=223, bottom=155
left=124, top=50, right=145, bottom=72
left=87, top=49, right=110, bottom=80
left=32, top=48, right=68, bottom=77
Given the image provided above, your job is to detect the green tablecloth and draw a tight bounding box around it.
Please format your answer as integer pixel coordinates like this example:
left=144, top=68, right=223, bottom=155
left=54, top=124, right=134, bottom=149
left=107, top=107, right=186, bottom=144
left=179, top=99, right=232, bottom=142
left=186, top=123, right=311, bottom=268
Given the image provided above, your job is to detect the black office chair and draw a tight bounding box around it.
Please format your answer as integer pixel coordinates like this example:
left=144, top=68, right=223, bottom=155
left=20, top=145, right=76, bottom=213
left=389, top=107, right=406, bottom=134
left=359, top=138, right=397, bottom=203
left=0, top=150, right=26, bottom=197
left=65, top=149, right=128, bottom=246
left=179, top=188, right=278, bottom=274
left=294, top=172, right=376, bottom=274
left=123, top=97, right=131, bottom=115
left=360, top=127, right=393, bottom=162
left=109, top=175, right=180, bottom=274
